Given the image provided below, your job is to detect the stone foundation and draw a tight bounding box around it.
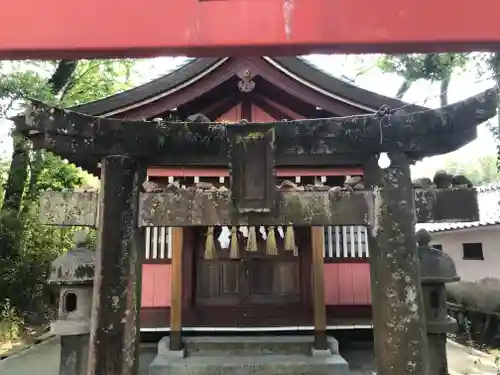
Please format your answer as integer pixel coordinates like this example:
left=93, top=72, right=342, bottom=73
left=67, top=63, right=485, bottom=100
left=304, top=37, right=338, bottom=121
left=149, top=336, right=349, bottom=375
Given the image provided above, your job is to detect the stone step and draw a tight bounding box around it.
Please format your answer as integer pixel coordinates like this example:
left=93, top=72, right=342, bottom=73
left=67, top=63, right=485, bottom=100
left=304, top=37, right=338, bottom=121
left=150, top=352, right=350, bottom=375
left=158, top=336, right=339, bottom=357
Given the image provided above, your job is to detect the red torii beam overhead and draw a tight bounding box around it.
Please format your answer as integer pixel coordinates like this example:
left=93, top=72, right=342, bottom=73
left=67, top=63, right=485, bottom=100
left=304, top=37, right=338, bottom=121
left=1, top=0, right=500, bottom=59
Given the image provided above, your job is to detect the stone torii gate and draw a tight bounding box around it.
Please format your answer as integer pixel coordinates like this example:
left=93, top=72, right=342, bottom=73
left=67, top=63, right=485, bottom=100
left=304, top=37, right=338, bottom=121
left=16, top=86, right=498, bottom=375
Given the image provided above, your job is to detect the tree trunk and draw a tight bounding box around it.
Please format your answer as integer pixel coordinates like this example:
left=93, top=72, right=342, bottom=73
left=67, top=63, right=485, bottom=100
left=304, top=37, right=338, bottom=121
left=0, top=131, right=30, bottom=297
left=439, top=73, right=451, bottom=107
left=490, top=52, right=500, bottom=171
left=396, top=79, right=412, bottom=99
left=48, top=60, right=78, bottom=95
left=21, top=150, right=45, bottom=216
left=2, top=131, right=30, bottom=214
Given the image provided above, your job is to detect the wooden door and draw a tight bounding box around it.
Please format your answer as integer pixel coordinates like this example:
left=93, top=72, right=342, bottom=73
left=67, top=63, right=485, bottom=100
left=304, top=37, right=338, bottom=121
left=195, top=227, right=303, bottom=307
left=245, top=249, right=301, bottom=304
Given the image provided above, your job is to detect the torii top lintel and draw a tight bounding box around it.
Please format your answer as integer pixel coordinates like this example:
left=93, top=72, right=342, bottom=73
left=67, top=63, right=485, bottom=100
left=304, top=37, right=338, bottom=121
left=17, top=86, right=498, bottom=161
left=2, top=0, right=500, bottom=59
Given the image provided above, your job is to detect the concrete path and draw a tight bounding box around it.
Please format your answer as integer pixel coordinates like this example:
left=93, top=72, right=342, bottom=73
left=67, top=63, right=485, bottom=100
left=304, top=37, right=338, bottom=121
left=343, top=340, right=500, bottom=375
left=0, top=337, right=156, bottom=375
left=446, top=339, right=500, bottom=375
left=0, top=338, right=61, bottom=375
left=1, top=336, right=499, bottom=375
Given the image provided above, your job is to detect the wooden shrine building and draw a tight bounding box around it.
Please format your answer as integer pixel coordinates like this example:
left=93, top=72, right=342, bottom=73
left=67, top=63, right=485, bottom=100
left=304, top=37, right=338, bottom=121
left=16, top=56, right=499, bottom=375
left=58, top=56, right=429, bottom=330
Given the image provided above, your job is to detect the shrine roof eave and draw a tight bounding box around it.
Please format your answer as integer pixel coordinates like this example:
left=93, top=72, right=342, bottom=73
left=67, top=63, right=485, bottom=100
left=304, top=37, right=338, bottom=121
left=265, top=57, right=426, bottom=113
left=16, top=86, right=497, bottom=168
left=70, top=57, right=425, bottom=118
left=71, top=58, right=221, bottom=116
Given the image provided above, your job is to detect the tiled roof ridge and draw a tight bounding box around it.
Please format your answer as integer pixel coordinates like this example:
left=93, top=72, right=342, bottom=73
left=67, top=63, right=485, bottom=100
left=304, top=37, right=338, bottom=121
left=417, top=181, right=500, bottom=233
left=477, top=181, right=500, bottom=193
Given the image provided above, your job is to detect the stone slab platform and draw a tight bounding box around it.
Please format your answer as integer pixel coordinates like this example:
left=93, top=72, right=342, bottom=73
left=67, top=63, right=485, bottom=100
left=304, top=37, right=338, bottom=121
left=150, top=336, right=349, bottom=375
left=161, top=335, right=340, bottom=356
left=150, top=353, right=350, bottom=375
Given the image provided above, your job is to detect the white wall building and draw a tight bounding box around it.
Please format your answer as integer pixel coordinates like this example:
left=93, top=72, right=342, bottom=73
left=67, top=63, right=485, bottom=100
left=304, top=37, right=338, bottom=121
left=417, top=183, right=500, bottom=282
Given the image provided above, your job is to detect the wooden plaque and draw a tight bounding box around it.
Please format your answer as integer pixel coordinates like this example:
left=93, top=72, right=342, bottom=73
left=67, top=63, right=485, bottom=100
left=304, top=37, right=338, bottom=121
left=227, top=124, right=275, bottom=213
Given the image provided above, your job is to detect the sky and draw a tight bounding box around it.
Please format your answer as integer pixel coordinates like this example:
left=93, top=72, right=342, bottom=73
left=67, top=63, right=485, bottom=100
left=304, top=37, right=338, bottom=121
left=1, top=54, right=497, bottom=178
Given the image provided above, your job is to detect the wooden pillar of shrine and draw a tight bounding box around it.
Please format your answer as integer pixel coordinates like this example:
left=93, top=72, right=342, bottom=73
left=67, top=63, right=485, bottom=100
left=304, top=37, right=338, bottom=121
left=169, top=227, right=184, bottom=351
left=363, top=154, right=430, bottom=375
left=311, top=226, right=328, bottom=351
left=87, top=155, right=144, bottom=375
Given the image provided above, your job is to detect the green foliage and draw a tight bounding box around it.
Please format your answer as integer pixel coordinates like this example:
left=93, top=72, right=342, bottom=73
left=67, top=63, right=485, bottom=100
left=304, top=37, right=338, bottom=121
left=15, top=213, right=75, bottom=319
left=0, top=159, right=8, bottom=201
left=0, top=59, right=134, bottom=109
left=443, top=155, right=500, bottom=186
left=0, top=300, right=23, bottom=343
left=58, top=59, right=135, bottom=107
left=0, top=61, right=55, bottom=108
left=0, top=58, right=138, bottom=328
left=377, top=53, right=469, bottom=82
left=377, top=53, right=470, bottom=102
left=35, top=153, right=85, bottom=192
left=376, top=52, right=500, bottom=172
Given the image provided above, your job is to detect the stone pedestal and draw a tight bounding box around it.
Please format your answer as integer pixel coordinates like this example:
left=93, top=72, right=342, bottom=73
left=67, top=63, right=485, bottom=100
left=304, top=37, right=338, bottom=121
left=48, top=231, right=95, bottom=375
left=149, top=335, right=349, bottom=375
left=60, top=335, right=90, bottom=375
left=417, top=229, right=460, bottom=375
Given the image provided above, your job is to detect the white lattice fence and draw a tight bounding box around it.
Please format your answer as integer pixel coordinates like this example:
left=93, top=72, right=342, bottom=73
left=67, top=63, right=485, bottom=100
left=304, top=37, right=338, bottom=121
left=145, top=227, right=173, bottom=260
left=323, top=226, right=369, bottom=259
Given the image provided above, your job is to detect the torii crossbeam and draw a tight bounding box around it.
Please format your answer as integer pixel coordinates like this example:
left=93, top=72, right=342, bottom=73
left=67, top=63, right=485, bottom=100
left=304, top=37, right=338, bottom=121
left=2, top=0, right=500, bottom=59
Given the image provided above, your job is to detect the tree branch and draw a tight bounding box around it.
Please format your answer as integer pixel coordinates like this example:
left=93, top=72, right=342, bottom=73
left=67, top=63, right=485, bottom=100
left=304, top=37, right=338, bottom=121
left=48, top=61, right=78, bottom=95
left=59, top=62, right=103, bottom=105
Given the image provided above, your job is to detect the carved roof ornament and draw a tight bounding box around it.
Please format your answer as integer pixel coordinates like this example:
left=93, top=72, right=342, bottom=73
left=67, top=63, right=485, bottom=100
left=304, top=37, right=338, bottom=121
left=237, top=69, right=256, bottom=93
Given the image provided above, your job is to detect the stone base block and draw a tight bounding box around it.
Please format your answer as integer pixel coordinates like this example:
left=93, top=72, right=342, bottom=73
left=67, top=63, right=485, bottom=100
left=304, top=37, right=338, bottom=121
left=160, top=335, right=340, bottom=356
left=51, top=320, right=90, bottom=336
left=311, top=347, right=333, bottom=357
left=149, top=353, right=350, bottom=375
left=157, top=338, right=186, bottom=359
left=150, top=335, right=348, bottom=375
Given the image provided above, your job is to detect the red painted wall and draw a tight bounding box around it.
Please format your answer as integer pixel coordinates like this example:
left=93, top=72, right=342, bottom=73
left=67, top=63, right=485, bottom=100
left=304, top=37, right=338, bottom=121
left=2, top=0, right=500, bottom=59
left=217, top=105, right=241, bottom=122
left=252, top=105, right=276, bottom=123
left=324, top=263, right=371, bottom=306
left=141, top=264, right=171, bottom=307
left=140, top=258, right=372, bottom=308
left=140, top=254, right=372, bottom=308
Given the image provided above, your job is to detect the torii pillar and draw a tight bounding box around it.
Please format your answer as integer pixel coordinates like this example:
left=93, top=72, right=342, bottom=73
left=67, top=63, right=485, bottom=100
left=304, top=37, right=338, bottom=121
left=87, top=156, right=145, bottom=375
left=364, top=154, right=430, bottom=375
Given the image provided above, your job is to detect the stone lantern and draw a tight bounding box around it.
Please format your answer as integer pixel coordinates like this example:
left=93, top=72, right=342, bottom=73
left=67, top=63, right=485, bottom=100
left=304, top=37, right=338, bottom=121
left=48, top=230, right=95, bottom=375
left=416, top=229, right=460, bottom=375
